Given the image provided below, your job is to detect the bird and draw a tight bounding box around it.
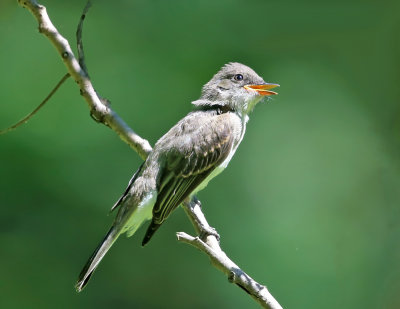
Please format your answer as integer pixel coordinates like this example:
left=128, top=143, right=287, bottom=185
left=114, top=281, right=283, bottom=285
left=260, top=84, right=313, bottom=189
left=75, top=62, right=279, bottom=292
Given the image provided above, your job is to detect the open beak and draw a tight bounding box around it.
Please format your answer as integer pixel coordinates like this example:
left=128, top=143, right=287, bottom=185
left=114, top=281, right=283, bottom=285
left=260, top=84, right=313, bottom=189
left=244, top=83, right=280, bottom=96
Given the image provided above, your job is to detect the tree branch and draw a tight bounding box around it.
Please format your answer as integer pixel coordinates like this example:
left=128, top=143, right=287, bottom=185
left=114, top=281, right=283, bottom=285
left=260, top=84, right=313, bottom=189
left=18, top=1, right=282, bottom=308
left=18, top=0, right=151, bottom=160
left=179, top=198, right=282, bottom=309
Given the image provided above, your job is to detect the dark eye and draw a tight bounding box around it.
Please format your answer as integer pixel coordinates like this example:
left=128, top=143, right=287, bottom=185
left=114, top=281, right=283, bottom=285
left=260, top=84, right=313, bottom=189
left=234, top=74, right=243, bottom=81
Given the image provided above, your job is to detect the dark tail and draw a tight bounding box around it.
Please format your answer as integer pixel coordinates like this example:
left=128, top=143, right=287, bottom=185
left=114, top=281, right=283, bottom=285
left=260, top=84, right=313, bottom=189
left=142, top=220, right=161, bottom=246
left=75, top=226, right=120, bottom=292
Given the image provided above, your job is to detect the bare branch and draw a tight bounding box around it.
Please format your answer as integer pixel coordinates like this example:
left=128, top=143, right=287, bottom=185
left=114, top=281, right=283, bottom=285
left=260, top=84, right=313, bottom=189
left=0, top=73, right=70, bottom=135
left=18, top=1, right=283, bottom=308
left=18, top=0, right=152, bottom=160
left=180, top=199, right=283, bottom=309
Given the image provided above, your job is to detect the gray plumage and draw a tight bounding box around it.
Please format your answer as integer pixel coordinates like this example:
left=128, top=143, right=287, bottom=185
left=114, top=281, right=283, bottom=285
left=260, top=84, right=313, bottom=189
left=75, top=62, right=278, bottom=292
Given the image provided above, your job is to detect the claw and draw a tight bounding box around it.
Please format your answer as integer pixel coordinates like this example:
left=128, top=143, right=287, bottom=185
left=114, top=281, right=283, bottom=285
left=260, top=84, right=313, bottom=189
left=200, top=226, right=220, bottom=242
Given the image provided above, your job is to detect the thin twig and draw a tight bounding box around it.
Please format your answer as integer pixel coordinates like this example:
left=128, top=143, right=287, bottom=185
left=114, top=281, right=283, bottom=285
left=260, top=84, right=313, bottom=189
left=0, top=73, right=70, bottom=135
left=76, top=1, right=111, bottom=109
left=76, top=0, right=92, bottom=77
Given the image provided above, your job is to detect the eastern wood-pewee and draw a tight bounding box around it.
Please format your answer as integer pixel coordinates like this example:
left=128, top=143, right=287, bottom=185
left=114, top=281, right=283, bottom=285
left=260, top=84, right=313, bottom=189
left=76, top=62, right=279, bottom=291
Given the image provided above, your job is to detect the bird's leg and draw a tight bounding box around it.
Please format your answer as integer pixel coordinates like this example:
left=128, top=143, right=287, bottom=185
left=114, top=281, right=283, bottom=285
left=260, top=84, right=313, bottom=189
left=182, top=196, right=220, bottom=242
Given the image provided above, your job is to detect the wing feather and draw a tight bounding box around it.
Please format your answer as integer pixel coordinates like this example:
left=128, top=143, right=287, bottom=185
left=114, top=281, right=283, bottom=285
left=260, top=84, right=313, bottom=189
left=152, top=114, right=235, bottom=225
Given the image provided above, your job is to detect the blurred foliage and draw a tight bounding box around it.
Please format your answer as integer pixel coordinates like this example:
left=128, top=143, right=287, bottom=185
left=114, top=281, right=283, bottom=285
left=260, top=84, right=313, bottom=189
left=1, top=0, right=399, bottom=308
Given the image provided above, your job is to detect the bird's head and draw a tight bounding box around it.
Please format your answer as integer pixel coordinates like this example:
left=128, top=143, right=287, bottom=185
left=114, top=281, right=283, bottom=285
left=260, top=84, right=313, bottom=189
left=192, top=62, right=279, bottom=115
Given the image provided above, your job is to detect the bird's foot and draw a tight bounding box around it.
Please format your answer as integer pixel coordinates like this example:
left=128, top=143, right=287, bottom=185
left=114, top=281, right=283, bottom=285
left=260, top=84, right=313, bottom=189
left=200, top=226, right=220, bottom=242
left=183, top=196, right=220, bottom=242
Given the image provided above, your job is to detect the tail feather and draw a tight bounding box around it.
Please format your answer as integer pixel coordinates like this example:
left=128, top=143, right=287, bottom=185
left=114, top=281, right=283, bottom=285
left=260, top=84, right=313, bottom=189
left=76, top=190, right=157, bottom=292
left=142, top=220, right=161, bottom=247
left=75, top=226, right=120, bottom=292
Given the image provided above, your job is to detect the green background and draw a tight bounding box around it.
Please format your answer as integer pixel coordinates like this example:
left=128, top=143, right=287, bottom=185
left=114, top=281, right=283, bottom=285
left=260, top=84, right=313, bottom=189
left=1, top=0, right=399, bottom=308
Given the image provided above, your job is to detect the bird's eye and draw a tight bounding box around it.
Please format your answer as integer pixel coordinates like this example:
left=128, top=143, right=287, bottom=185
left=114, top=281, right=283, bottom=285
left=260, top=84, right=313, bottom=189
left=233, top=74, right=243, bottom=81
